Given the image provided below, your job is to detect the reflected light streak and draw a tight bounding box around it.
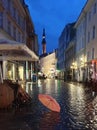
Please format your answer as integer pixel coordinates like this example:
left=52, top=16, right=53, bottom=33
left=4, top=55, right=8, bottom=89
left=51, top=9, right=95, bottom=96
left=68, top=84, right=86, bottom=121
left=38, top=80, right=42, bottom=87
left=25, top=82, right=33, bottom=93
left=91, top=96, right=97, bottom=128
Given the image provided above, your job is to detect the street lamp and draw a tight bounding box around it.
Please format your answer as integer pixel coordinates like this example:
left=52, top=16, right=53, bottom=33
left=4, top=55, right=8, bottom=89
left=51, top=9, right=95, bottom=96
left=70, top=62, right=77, bottom=81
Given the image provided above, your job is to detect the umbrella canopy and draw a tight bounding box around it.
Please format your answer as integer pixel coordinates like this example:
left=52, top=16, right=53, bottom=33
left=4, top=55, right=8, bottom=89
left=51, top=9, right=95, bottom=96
left=38, top=94, right=60, bottom=112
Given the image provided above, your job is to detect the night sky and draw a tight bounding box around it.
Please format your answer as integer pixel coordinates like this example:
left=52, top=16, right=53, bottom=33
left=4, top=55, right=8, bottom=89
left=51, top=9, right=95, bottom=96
left=25, top=0, right=87, bottom=54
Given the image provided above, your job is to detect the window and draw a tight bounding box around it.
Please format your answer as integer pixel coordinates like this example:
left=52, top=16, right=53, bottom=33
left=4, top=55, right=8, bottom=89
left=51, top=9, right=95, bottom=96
left=13, top=7, right=16, bottom=19
left=6, top=0, right=11, bottom=12
left=82, top=37, right=84, bottom=48
left=88, top=11, right=91, bottom=21
left=93, top=3, right=96, bottom=14
left=13, top=26, right=16, bottom=40
left=92, top=26, right=95, bottom=39
left=92, top=48, right=94, bottom=59
left=0, top=12, right=3, bottom=28
left=88, top=31, right=90, bottom=43
left=18, top=31, right=21, bottom=42
left=17, top=13, right=20, bottom=25
left=22, top=18, right=25, bottom=31
left=7, top=20, right=11, bottom=35
left=22, top=35, right=24, bottom=43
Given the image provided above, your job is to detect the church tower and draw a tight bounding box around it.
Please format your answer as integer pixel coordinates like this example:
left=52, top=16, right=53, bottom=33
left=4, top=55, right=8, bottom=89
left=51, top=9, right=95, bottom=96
left=42, top=28, right=46, bottom=54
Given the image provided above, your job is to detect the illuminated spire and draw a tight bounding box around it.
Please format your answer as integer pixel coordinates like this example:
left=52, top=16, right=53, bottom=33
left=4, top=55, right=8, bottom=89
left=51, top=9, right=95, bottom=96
left=42, top=28, right=46, bottom=54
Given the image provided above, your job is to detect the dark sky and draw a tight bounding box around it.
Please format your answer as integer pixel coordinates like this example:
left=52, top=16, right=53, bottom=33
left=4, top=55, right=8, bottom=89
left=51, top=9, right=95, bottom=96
left=25, top=0, right=87, bottom=54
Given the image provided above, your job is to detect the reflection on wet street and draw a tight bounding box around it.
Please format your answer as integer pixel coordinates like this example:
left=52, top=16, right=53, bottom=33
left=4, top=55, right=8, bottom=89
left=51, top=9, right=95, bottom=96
left=0, top=79, right=97, bottom=130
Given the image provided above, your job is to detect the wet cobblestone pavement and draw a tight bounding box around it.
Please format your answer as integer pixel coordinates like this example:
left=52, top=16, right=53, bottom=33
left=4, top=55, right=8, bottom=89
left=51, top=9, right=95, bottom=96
left=0, top=79, right=97, bottom=130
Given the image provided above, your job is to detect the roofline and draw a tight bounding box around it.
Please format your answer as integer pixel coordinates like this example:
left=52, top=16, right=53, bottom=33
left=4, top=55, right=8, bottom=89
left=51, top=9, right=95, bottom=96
left=24, top=5, right=35, bottom=31
left=74, top=0, right=94, bottom=28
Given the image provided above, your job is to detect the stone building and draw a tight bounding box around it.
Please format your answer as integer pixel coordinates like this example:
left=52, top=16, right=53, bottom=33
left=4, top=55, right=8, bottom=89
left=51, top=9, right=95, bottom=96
left=85, top=0, right=97, bottom=80
left=57, top=23, right=75, bottom=80
left=39, top=51, right=57, bottom=78
left=74, top=0, right=97, bottom=82
left=65, top=38, right=76, bottom=81
left=74, top=8, right=86, bottom=82
left=0, top=0, right=39, bottom=82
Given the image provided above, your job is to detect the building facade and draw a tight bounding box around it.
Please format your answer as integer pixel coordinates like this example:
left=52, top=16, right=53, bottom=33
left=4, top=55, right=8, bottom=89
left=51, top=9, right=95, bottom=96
left=65, top=38, right=76, bottom=81
left=74, top=0, right=97, bottom=82
left=39, top=51, right=57, bottom=78
left=57, top=23, right=75, bottom=80
left=85, top=0, right=97, bottom=81
left=0, top=0, right=39, bottom=82
left=74, top=10, right=87, bottom=82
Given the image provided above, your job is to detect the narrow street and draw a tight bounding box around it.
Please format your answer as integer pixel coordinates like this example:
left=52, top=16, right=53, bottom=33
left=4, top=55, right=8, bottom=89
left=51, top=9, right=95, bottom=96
left=0, top=79, right=97, bottom=130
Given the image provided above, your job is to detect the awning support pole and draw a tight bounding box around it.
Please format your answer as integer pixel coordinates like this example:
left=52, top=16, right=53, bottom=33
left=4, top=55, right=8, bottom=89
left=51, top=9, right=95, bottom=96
left=0, top=63, right=3, bottom=83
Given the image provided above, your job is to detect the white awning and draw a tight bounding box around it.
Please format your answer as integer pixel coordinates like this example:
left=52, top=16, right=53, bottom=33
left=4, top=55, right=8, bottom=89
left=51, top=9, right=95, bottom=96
left=0, top=39, right=39, bottom=61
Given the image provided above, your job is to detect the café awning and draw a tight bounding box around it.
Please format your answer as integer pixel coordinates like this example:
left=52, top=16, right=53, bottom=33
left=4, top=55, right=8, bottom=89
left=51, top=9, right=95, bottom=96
left=0, top=39, right=39, bottom=61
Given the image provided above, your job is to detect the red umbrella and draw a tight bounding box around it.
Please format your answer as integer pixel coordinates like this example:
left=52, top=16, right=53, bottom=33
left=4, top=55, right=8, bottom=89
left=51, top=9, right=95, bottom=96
left=38, top=94, right=60, bottom=112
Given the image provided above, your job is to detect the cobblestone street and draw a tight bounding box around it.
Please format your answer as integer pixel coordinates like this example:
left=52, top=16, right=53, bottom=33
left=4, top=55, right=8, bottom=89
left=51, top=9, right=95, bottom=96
left=0, top=79, right=97, bottom=130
